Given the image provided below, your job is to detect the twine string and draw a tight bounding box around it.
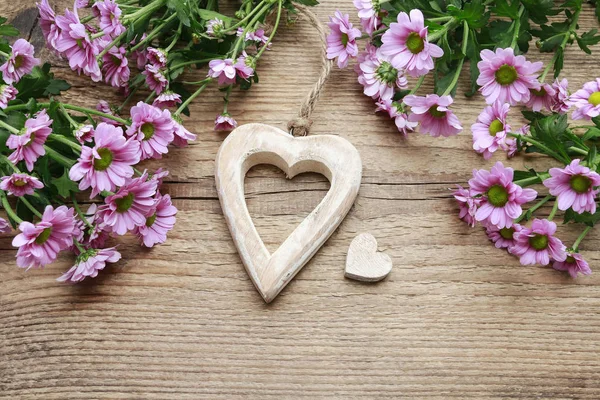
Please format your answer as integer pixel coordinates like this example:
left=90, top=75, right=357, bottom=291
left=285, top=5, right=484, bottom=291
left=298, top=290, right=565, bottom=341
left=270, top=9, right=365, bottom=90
left=286, top=4, right=332, bottom=136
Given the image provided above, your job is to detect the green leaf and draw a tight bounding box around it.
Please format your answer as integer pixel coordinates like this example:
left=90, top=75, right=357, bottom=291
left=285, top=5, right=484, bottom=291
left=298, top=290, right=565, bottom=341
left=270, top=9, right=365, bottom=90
left=582, top=127, right=600, bottom=141
left=53, top=169, right=79, bottom=198
left=564, top=208, right=600, bottom=226
left=196, top=9, right=234, bottom=24
left=44, top=79, right=71, bottom=96
left=521, top=0, right=560, bottom=24
left=530, top=113, right=571, bottom=163
left=491, top=0, right=520, bottom=18
left=0, top=25, right=19, bottom=37
left=448, top=0, right=488, bottom=29
left=166, top=0, right=191, bottom=26
left=489, top=20, right=514, bottom=48
left=576, top=29, right=600, bottom=54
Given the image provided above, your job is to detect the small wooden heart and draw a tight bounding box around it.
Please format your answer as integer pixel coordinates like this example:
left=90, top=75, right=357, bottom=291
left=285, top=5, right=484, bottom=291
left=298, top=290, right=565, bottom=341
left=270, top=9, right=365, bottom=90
left=345, top=233, right=392, bottom=282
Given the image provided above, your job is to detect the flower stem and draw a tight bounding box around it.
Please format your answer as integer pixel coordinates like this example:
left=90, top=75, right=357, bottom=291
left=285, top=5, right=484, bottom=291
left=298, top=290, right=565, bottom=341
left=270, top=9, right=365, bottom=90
left=72, top=196, right=94, bottom=229
left=515, top=194, right=552, bottom=223
left=539, top=7, right=581, bottom=81
left=0, top=153, right=19, bottom=173
left=231, top=2, right=270, bottom=58
left=4, top=103, right=129, bottom=125
left=441, top=21, right=469, bottom=97
left=408, top=75, right=425, bottom=96
left=174, top=80, right=211, bottom=116
left=255, top=0, right=282, bottom=60
left=60, top=104, right=80, bottom=129
left=223, top=0, right=266, bottom=33
left=129, top=13, right=178, bottom=54
left=514, top=172, right=550, bottom=187
left=49, top=134, right=82, bottom=152
left=97, top=30, right=128, bottom=59
left=164, top=22, right=182, bottom=53
left=428, top=18, right=458, bottom=43
left=568, top=146, right=588, bottom=156
left=547, top=199, right=559, bottom=221
left=509, top=132, right=568, bottom=164
left=169, top=58, right=215, bottom=71
left=573, top=226, right=592, bottom=252
left=509, top=5, right=525, bottom=50
left=20, top=196, right=43, bottom=218
left=0, top=118, right=20, bottom=134
left=0, top=49, right=10, bottom=58
left=44, top=146, right=75, bottom=168
left=0, top=190, right=22, bottom=224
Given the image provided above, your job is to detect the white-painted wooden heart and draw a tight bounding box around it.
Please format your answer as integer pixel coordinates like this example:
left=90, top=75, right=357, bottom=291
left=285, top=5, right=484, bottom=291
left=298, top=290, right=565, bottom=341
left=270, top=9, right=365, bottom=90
left=345, top=233, right=392, bottom=282
left=215, top=123, right=362, bottom=303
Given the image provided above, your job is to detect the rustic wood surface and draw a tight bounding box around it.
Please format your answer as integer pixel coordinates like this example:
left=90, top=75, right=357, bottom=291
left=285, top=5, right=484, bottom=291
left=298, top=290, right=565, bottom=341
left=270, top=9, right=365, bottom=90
left=1, top=1, right=600, bottom=398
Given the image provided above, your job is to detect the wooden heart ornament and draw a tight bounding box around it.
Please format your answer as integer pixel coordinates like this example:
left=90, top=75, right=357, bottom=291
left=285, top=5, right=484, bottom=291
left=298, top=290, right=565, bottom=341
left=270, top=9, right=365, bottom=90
left=215, top=123, right=362, bottom=303
left=345, top=233, right=392, bottom=282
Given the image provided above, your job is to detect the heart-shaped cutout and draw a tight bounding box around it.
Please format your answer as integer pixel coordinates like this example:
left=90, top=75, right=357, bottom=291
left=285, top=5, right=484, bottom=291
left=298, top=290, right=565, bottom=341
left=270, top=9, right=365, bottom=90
left=215, top=123, right=362, bottom=302
left=345, top=233, right=392, bottom=282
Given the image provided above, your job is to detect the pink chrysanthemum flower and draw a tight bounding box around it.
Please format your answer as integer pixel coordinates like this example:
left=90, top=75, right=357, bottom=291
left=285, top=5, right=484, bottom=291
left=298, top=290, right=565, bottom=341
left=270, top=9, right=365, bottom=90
left=355, top=43, right=378, bottom=83
left=543, top=159, right=600, bottom=214
left=7, top=109, right=53, bottom=171
left=206, top=18, right=225, bottom=39
left=488, top=224, right=520, bottom=248
left=207, top=58, right=236, bottom=85
left=55, top=6, right=101, bottom=81
left=235, top=53, right=255, bottom=80
left=153, top=91, right=182, bottom=108
left=57, top=247, right=121, bottom=282
left=214, top=113, right=237, bottom=131
left=551, top=78, right=570, bottom=114
left=375, top=98, right=398, bottom=118
left=394, top=112, right=418, bottom=136
left=472, top=102, right=511, bottom=160
left=146, top=47, right=167, bottom=68
left=0, top=39, right=40, bottom=85
left=74, top=124, right=94, bottom=144
left=69, top=122, right=140, bottom=198
left=354, top=0, right=382, bottom=36
left=37, top=0, right=61, bottom=52
left=96, top=100, right=121, bottom=126
left=143, top=64, right=167, bottom=94
left=126, top=101, right=174, bottom=160
left=134, top=193, right=177, bottom=247
left=0, top=217, right=10, bottom=233
left=404, top=94, right=462, bottom=137
left=553, top=252, right=591, bottom=278
left=172, top=116, right=197, bottom=147
left=101, top=44, right=129, bottom=88
left=0, top=85, right=18, bottom=109
left=504, top=124, right=529, bottom=158
left=92, top=0, right=125, bottom=38
left=568, top=78, right=600, bottom=120
left=0, top=173, right=44, bottom=196
left=77, top=203, right=110, bottom=249
left=511, top=219, right=567, bottom=265
left=477, top=48, right=542, bottom=105
left=12, top=205, right=77, bottom=269
left=248, top=29, right=270, bottom=47
left=359, top=52, right=408, bottom=100
left=525, top=82, right=556, bottom=112
left=486, top=223, right=523, bottom=250
left=326, top=11, right=361, bottom=69
left=379, top=9, right=443, bottom=77
left=469, top=161, right=538, bottom=228
left=100, top=172, right=158, bottom=235
left=151, top=168, right=169, bottom=188
left=454, top=185, right=481, bottom=227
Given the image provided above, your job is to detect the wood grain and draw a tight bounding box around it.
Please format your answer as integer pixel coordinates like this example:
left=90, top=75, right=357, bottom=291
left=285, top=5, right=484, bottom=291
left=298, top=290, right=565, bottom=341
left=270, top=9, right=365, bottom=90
left=1, top=1, right=600, bottom=398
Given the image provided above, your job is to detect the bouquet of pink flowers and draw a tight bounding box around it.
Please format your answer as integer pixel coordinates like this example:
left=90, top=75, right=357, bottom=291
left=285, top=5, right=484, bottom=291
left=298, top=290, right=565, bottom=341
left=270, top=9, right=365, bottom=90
left=0, top=23, right=179, bottom=282
left=38, top=0, right=315, bottom=130
left=326, top=0, right=600, bottom=278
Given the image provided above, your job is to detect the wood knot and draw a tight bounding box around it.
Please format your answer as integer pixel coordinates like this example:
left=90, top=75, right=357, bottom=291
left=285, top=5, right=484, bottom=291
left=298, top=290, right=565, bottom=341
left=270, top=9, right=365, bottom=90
left=287, top=117, right=313, bottom=136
